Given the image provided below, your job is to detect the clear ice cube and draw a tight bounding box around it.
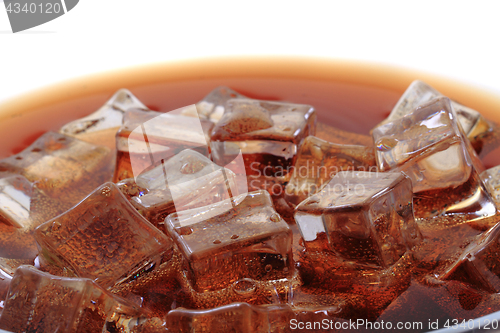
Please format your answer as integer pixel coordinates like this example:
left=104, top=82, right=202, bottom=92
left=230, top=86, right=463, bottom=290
left=165, top=190, right=292, bottom=292
left=114, top=106, right=214, bottom=182
left=59, top=89, right=147, bottom=149
left=295, top=171, right=421, bottom=268
left=0, top=181, right=74, bottom=260
left=211, top=99, right=316, bottom=178
left=0, top=132, right=114, bottom=206
left=129, top=149, right=242, bottom=227
left=373, top=97, right=482, bottom=192
left=0, top=176, right=33, bottom=229
left=285, top=136, right=376, bottom=206
left=439, top=222, right=500, bottom=293
left=373, top=97, right=497, bottom=221
left=380, top=80, right=486, bottom=138
left=481, top=165, right=500, bottom=207
left=0, top=265, right=141, bottom=333
left=195, top=86, right=248, bottom=123
left=34, top=182, right=173, bottom=288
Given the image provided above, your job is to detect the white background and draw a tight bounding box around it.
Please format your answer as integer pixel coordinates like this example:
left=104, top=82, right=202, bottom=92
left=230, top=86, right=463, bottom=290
left=1, top=0, right=500, bottom=102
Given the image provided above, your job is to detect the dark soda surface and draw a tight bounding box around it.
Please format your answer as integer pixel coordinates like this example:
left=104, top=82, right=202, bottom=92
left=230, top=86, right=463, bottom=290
left=2, top=58, right=500, bottom=332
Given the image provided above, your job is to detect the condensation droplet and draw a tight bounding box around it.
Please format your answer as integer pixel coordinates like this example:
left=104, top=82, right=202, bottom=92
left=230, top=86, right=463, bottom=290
left=213, top=239, right=221, bottom=244
left=265, top=264, right=272, bottom=272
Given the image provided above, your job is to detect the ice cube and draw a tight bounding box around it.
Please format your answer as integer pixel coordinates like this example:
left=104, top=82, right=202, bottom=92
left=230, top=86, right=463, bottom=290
left=165, top=190, right=292, bottom=292
left=439, top=222, right=500, bottom=293
left=0, top=182, right=72, bottom=260
left=373, top=97, right=497, bottom=221
left=0, top=176, right=33, bottom=229
left=0, top=265, right=141, bottom=333
left=373, top=97, right=478, bottom=191
left=34, top=182, right=173, bottom=288
left=289, top=286, right=351, bottom=314
left=116, top=177, right=148, bottom=200
left=0, top=176, right=46, bottom=260
left=0, top=132, right=114, bottom=206
left=110, top=257, right=188, bottom=318
left=59, top=89, right=147, bottom=149
left=194, top=86, right=248, bottom=123
left=285, top=136, right=376, bottom=206
left=129, top=149, right=241, bottom=227
left=0, top=266, right=12, bottom=306
left=295, top=171, right=421, bottom=268
left=166, top=302, right=294, bottom=333
left=316, top=122, right=373, bottom=147
left=378, top=80, right=498, bottom=156
left=114, top=106, right=214, bottom=182
left=481, top=165, right=500, bottom=207
left=211, top=99, right=316, bottom=178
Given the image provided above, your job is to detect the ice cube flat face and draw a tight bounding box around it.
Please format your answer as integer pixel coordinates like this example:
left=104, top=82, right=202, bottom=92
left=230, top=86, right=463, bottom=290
left=124, top=149, right=241, bottom=227
left=482, top=166, right=500, bottom=207
left=440, top=223, right=500, bottom=293
left=0, top=176, right=33, bottom=229
left=285, top=136, right=376, bottom=206
left=166, top=302, right=294, bottom=333
left=165, top=190, right=292, bottom=292
left=211, top=99, right=316, bottom=178
left=34, top=182, right=173, bottom=288
left=295, top=171, right=420, bottom=268
left=59, top=89, right=147, bottom=148
left=195, top=86, right=248, bottom=123
left=0, top=132, right=113, bottom=205
left=0, top=265, right=141, bottom=333
left=372, top=97, right=482, bottom=193
left=382, top=80, right=482, bottom=136
left=114, top=107, right=214, bottom=182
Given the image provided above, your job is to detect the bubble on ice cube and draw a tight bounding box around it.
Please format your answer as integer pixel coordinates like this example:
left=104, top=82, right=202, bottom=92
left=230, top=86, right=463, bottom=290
left=165, top=190, right=292, bottom=292
left=295, top=171, right=421, bottom=268
left=34, top=182, right=173, bottom=288
left=214, top=100, right=274, bottom=135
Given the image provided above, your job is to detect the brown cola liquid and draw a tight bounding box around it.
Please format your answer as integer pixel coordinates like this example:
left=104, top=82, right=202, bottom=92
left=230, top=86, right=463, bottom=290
left=2, top=58, right=500, bottom=331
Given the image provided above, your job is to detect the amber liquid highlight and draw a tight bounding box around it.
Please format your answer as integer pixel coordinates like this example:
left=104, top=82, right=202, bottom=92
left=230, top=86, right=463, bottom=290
left=1, top=57, right=499, bottom=164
